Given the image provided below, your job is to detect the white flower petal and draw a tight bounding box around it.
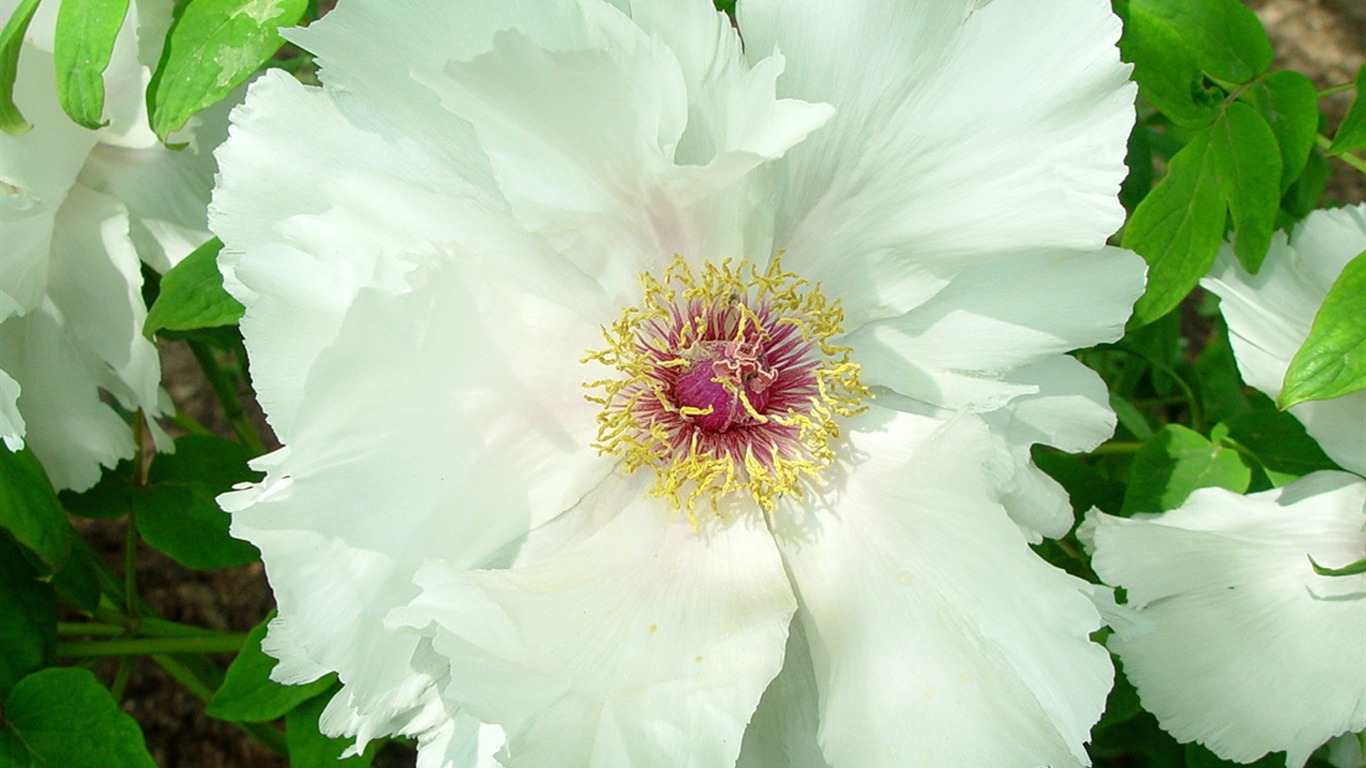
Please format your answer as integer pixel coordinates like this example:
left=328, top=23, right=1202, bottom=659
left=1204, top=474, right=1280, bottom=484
left=1202, top=203, right=1366, bottom=475
left=389, top=472, right=797, bottom=768
left=773, top=409, right=1112, bottom=768
left=0, top=42, right=98, bottom=313
left=211, top=70, right=509, bottom=439
left=1089, top=472, right=1366, bottom=768
left=0, top=368, right=22, bottom=451
left=0, top=186, right=162, bottom=490
left=983, top=355, right=1121, bottom=539
left=735, top=620, right=830, bottom=768
left=78, top=88, right=231, bottom=272
left=742, top=0, right=1135, bottom=322
left=848, top=247, right=1144, bottom=409
left=227, top=252, right=611, bottom=746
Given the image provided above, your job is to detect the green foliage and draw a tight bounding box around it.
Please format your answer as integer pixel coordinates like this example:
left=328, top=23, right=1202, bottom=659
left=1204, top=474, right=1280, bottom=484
left=1123, top=129, right=1226, bottom=325
left=1279, top=250, right=1366, bottom=408
left=144, top=238, right=245, bottom=338
left=0, top=537, right=55, bottom=700
left=1210, top=103, right=1280, bottom=271
left=207, top=612, right=336, bottom=723
left=1328, top=64, right=1366, bottom=155
left=52, top=0, right=131, bottom=128
left=1121, top=424, right=1251, bottom=515
left=0, top=0, right=40, bottom=134
left=1221, top=405, right=1339, bottom=484
left=60, top=435, right=261, bottom=570
left=0, top=448, right=70, bottom=574
left=1246, top=71, right=1318, bottom=191
left=148, top=0, right=308, bottom=142
left=0, top=668, right=157, bottom=767
left=1121, top=0, right=1270, bottom=127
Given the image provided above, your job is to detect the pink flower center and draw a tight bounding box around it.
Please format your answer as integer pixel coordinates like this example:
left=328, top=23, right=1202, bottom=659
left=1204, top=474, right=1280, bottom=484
left=672, top=339, right=776, bottom=432
left=586, top=257, right=866, bottom=515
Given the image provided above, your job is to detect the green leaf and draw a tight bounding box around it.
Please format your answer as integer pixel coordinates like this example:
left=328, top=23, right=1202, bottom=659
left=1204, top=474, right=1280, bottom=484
left=208, top=612, right=336, bottom=723
left=48, top=530, right=105, bottom=611
left=1279, top=250, right=1366, bottom=408
left=59, top=459, right=143, bottom=520
left=0, top=0, right=41, bottom=135
left=1109, top=393, right=1156, bottom=441
left=1221, top=406, right=1338, bottom=484
left=137, top=435, right=261, bottom=570
left=1193, top=317, right=1251, bottom=426
left=1210, top=103, right=1280, bottom=272
left=1309, top=553, right=1366, bottom=577
left=0, top=668, right=156, bottom=768
left=59, top=436, right=260, bottom=569
left=1122, top=0, right=1272, bottom=125
left=286, top=690, right=376, bottom=768
left=1123, top=128, right=1226, bottom=326
left=144, top=238, right=243, bottom=337
left=52, top=0, right=130, bottom=128
left=1281, top=147, right=1329, bottom=221
left=1120, top=119, right=1154, bottom=212
left=1328, top=63, right=1366, bottom=155
left=0, top=447, right=70, bottom=573
left=1247, top=70, right=1319, bottom=191
left=0, top=536, right=55, bottom=700
left=147, top=0, right=307, bottom=142
left=1121, top=424, right=1251, bottom=515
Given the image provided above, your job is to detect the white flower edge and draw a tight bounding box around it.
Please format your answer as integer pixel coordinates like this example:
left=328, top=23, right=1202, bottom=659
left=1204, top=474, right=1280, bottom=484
left=1201, top=203, right=1366, bottom=476
left=1086, top=472, right=1366, bottom=768
left=0, top=0, right=223, bottom=488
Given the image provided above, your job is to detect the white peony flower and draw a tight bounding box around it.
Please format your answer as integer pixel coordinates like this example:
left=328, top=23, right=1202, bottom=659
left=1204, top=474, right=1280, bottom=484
left=212, top=0, right=1144, bottom=765
left=1087, top=205, right=1366, bottom=767
left=0, top=0, right=226, bottom=489
left=1202, top=203, right=1366, bottom=476
left=1088, top=472, right=1366, bottom=768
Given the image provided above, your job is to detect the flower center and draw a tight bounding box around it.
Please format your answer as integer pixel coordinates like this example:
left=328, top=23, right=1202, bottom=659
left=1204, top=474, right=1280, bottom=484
left=584, top=256, right=867, bottom=518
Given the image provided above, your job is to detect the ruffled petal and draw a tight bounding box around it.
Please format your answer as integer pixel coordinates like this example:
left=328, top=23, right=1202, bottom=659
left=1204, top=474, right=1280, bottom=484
left=773, top=409, right=1111, bottom=768
left=78, top=87, right=232, bottom=272
left=223, top=251, right=612, bottom=749
left=982, top=355, right=1120, bottom=540
left=0, top=41, right=98, bottom=313
left=389, top=472, right=797, bottom=768
left=847, top=247, right=1144, bottom=409
left=0, top=185, right=162, bottom=490
left=211, top=69, right=518, bottom=439
left=1088, top=472, right=1366, bottom=768
left=1202, top=204, right=1366, bottom=475
left=741, top=0, right=1135, bottom=322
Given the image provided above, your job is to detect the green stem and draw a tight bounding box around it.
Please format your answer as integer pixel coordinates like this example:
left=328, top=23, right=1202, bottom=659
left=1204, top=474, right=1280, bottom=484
left=90, top=605, right=224, bottom=638
left=153, top=654, right=289, bottom=757
left=56, top=634, right=250, bottom=658
left=188, top=340, right=268, bottom=454
left=168, top=410, right=215, bottom=437
left=110, top=656, right=135, bottom=701
left=1089, top=441, right=1143, bottom=456
left=1318, top=82, right=1354, bottom=98
left=1319, top=134, right=1366, bottom=173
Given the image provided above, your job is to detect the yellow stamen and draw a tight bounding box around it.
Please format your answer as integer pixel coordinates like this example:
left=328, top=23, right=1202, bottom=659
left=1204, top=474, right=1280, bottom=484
left=583, top=255, right=868, bottom=520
